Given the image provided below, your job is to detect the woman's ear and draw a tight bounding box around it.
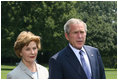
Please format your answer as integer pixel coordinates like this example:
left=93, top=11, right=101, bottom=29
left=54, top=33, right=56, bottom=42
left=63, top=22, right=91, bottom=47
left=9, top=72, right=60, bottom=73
left=20, top=52, right=22, bottom=57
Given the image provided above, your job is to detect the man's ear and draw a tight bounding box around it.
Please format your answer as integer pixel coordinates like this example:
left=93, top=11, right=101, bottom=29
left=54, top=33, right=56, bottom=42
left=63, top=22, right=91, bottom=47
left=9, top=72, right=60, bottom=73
left=65, top=33, right=69, bottom=41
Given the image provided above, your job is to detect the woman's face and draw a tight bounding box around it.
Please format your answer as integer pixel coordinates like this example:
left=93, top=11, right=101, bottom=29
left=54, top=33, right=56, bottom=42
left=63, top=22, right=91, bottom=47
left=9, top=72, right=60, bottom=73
left=20, top=41, right=38, bottom=64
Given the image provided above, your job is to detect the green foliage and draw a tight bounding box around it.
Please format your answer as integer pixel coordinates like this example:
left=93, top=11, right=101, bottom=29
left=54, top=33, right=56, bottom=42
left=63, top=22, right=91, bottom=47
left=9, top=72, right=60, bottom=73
left=1, top=1, right=117, bottom=68
left=75, top=1, right=117, bottom=68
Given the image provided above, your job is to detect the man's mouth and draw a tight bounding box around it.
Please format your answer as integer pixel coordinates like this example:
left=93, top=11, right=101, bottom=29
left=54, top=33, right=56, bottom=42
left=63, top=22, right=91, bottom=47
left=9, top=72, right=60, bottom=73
left=77, top=40, right=83, bottom=42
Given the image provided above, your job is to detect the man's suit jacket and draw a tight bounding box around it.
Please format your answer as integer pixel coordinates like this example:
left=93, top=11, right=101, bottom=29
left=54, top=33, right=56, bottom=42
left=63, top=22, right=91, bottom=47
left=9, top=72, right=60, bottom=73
left=49, top=45, right=106, bottom=79
left=7, top=61, right=48, bottom=79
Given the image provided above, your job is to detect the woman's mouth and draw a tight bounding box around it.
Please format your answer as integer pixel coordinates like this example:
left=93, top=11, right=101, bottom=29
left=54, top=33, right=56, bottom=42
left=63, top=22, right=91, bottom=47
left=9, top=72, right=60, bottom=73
left=30, top=56, right=35, bottom=58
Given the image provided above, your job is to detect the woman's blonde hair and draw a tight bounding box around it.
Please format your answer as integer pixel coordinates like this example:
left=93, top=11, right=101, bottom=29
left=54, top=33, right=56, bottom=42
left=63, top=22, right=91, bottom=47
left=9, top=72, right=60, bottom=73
left=14, top=31, right=41, bottom=58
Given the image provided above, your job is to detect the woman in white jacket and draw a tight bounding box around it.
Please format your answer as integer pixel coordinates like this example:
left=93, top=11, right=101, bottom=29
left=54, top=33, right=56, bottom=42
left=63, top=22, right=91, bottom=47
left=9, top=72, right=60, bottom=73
left=7, top=31, right=48, bottom=79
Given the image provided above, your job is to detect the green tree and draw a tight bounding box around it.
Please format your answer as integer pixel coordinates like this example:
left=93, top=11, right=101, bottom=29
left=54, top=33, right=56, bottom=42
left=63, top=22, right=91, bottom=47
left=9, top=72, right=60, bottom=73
left=75, top=1, right=117, bottom=68
left=1, top=1, right=117, bottom=68
left=1, top=1, right=78, bottom=64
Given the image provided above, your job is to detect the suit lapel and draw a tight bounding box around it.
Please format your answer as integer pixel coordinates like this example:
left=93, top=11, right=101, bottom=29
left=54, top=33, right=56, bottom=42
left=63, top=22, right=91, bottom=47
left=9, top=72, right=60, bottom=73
left=65, top=45, right=87, bottom=78
left=19, top=61, right=34, bottom=79
left=83, top=45, right=95, bottom=78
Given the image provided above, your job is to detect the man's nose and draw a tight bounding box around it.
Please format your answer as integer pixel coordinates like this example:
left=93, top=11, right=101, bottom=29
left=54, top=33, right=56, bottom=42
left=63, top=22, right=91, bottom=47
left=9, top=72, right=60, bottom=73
left=78, top=32, right=82, bottom=38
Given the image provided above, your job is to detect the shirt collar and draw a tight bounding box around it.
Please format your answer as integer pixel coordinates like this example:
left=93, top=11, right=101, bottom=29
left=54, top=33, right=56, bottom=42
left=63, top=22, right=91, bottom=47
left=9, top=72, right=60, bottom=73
left=69, top=43, right=86, bottom=54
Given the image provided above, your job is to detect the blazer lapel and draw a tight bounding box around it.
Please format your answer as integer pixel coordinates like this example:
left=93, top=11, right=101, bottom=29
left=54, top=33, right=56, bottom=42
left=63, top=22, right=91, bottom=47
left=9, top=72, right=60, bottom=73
left=36, top=63, right=40, bottom=79
left=83, top=45, right=95, bottom=78
left=19, top=61, right=34, bottom=79
left=65, top=45, right=87, bottom=78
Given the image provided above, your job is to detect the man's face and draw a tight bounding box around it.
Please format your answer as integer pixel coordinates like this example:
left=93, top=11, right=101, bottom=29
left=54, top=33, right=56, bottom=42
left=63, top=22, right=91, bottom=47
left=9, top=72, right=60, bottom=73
left=65, top=23, right=86, bottom=49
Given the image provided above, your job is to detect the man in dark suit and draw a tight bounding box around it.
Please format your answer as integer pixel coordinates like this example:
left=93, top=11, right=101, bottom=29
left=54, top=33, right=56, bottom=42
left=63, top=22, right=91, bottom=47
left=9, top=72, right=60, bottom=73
left=49, top=18, right=106, bottom=79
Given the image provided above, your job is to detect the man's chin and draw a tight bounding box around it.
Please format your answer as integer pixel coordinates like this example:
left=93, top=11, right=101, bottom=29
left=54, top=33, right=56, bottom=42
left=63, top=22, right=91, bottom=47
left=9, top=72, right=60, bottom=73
left=76, top=45, right=84, bottom=49
left=75, top=46, right=83, bottom=50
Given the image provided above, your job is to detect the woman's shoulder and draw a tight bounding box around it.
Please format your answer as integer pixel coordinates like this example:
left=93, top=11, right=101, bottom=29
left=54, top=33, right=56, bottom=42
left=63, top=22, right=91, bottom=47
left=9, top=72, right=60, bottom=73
left=7, top=65, right=21, bottom=79
left=36, top=63, right=48, bottom=74
left=36, top=63, right=47, bottom=70
left=36, top=63, right=49, bottom=79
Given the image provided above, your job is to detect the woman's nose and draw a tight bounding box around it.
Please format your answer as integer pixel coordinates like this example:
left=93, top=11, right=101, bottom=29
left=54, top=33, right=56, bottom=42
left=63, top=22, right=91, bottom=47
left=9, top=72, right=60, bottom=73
left=31, top=49, right=35, bottom=54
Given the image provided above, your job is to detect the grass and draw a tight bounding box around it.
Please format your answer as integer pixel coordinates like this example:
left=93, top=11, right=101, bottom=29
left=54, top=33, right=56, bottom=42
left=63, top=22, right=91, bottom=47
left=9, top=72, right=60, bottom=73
left=1, top=65, right=117, bottom=79
left=105, top=68, right=117, bottom=79
left=1, top=65, right=16, bottom=79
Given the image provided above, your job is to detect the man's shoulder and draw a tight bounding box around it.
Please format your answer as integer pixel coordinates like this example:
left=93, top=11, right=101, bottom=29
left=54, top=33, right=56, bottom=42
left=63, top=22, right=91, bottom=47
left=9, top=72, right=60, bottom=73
left=84, top=45, right=100, bottom=55
left=51, top=45, right=69, bottom=60
left=84, top=45, right=98, bottom=50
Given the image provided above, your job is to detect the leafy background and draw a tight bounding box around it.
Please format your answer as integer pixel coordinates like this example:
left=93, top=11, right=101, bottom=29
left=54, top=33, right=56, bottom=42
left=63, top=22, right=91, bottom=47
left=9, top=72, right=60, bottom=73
left=1, top=1, right=117, bottom=68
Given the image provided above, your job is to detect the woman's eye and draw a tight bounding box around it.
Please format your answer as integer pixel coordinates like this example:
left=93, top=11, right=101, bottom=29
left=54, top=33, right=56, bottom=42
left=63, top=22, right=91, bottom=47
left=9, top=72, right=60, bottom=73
left=26, top=48, right=30, bottom=51
left=33, top=47, right=37, bottom=50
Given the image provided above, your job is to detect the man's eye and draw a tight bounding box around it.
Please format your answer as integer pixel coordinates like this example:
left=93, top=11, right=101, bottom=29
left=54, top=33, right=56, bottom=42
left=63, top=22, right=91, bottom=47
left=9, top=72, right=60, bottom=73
left=74, top=32, right=78, bottom=34
left=80, top=31, right=84, bottom=33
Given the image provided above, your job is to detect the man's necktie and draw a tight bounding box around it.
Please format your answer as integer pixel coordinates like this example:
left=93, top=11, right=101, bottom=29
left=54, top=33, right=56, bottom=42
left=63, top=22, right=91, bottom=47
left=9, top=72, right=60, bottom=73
left=79, top=50, right=91, bottom=79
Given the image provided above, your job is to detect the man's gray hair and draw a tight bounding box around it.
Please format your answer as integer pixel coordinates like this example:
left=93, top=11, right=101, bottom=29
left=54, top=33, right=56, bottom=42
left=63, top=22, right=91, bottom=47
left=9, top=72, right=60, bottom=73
left=64, top=18, right=87, bottom=34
